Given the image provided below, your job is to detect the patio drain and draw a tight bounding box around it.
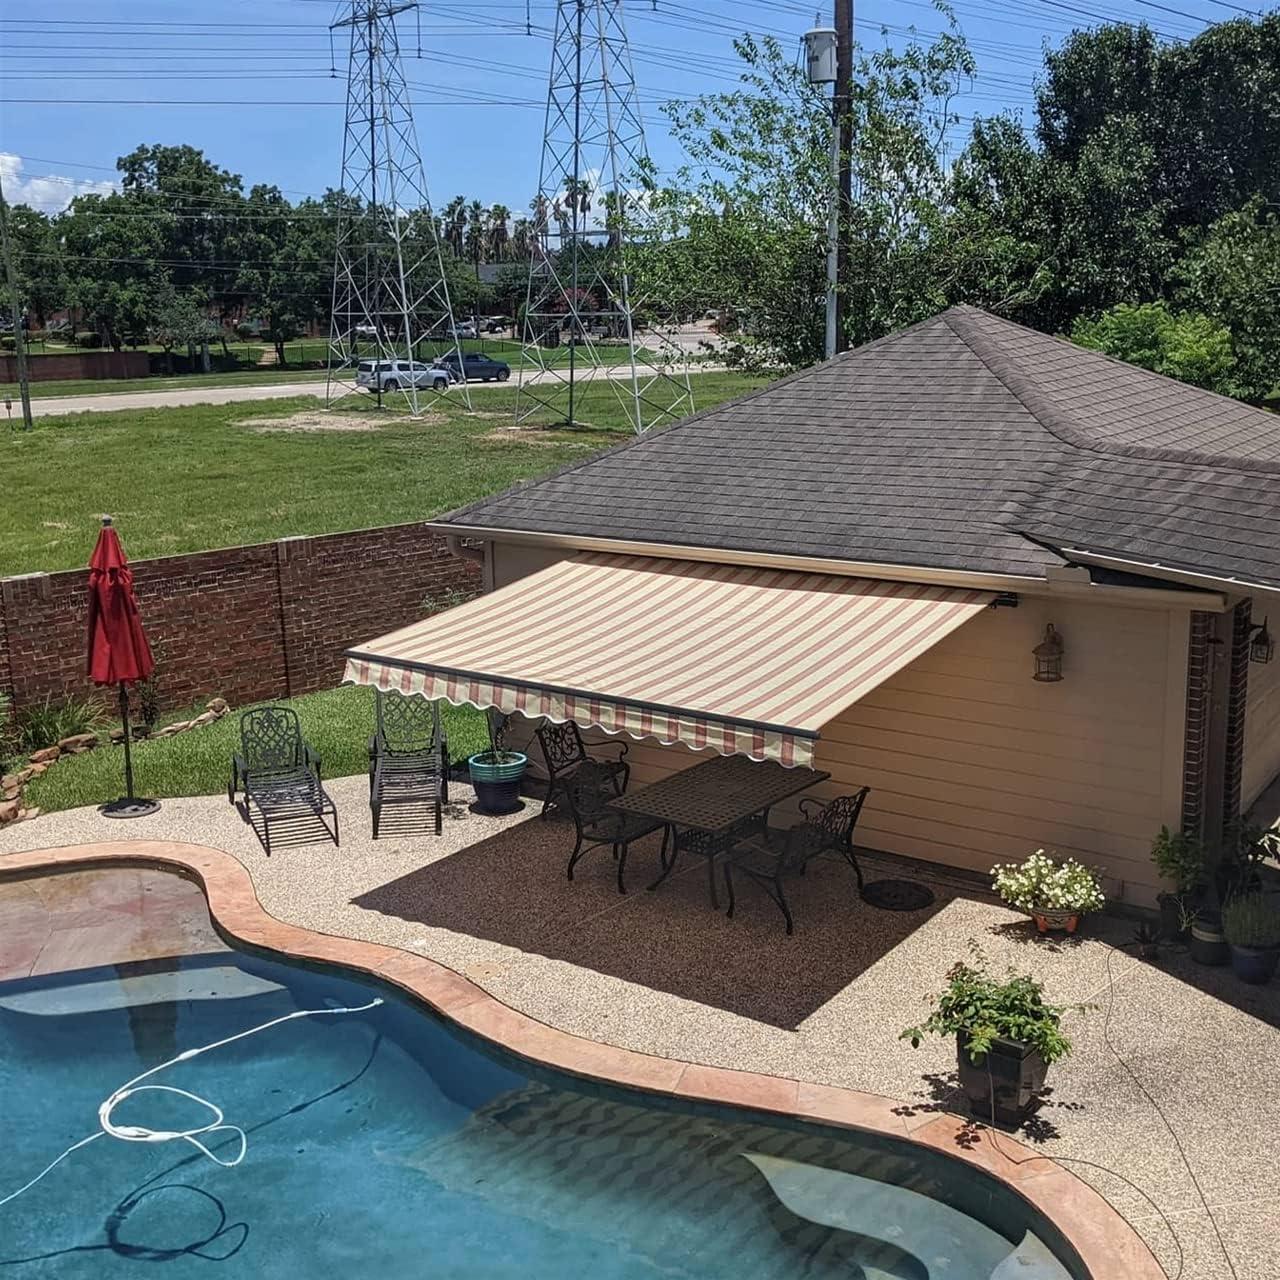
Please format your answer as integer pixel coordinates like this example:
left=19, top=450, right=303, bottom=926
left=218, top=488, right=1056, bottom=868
left=860, top=879, right=936, bottom=911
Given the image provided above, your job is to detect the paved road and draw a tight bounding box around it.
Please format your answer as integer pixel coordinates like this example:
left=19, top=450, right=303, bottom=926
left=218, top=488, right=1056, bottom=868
left=26, top=362, right=713, bottom=418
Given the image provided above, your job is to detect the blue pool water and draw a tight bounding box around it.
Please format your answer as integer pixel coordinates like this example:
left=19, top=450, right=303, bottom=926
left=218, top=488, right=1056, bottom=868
left=0, top=944, right=1085, bottom=1278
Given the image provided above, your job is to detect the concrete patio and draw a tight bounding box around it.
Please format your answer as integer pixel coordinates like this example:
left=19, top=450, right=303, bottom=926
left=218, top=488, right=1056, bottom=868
left=2, top=775, right=1277, bottom=1280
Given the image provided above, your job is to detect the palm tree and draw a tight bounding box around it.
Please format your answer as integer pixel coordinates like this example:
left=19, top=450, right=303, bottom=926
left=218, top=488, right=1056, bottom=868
left=510, top=216, right=532, bottom=262
left=465, top=199, right=487, bottom=278
left=442, top=196, right=466, bottom=258
left=487, top=204, right=511, bottom=261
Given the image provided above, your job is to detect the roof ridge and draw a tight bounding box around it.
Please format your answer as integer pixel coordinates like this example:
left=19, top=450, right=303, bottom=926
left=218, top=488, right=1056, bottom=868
left=943, top=308, right=1280, bottom=478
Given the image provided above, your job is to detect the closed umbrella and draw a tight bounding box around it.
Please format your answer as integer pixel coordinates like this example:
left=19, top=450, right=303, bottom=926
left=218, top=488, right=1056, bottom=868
left=87, top=515, right=159, bottom=818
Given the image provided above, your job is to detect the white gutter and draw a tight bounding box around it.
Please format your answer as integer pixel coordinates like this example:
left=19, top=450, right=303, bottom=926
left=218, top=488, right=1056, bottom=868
left=1062, top=548, right=1273, bottom=607
left=430, top=524, right=1228, bottom=610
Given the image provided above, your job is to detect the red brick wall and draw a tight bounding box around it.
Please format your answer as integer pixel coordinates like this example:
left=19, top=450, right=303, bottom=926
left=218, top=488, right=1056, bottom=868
left=4, top=351, right=152, bottom=383
left=0, top=523, right=480, bottom=715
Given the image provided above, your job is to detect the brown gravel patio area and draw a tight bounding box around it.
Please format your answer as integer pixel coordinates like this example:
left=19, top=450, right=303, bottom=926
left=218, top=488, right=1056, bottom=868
left=2, top=774, right=1277, bottom=1280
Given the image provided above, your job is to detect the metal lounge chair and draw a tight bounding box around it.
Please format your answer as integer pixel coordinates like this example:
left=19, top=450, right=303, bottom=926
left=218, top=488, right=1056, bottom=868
left=228, top=705, right=338, bottom=854
left=535, top=719, right=629, bottom=819
left=368, top=689, right=448, bottom=838
left=724, top=789, right=870, bottom=934
left=563, top=761, right=667, bottom=894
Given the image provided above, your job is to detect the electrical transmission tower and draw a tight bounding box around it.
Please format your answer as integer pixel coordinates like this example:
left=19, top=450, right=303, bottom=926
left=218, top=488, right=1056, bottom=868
left=516, top=0, right=693, bottom=433
left=327, top=0, right=468, bottom=415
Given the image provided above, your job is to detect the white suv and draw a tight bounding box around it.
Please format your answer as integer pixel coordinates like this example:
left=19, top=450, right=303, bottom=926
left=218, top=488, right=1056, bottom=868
left=355, top=359, right=454, bottom=392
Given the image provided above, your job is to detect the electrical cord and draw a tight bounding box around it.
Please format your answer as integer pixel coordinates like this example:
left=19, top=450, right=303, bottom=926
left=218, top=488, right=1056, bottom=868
left=977, top=944, right=1240, bottom=1280
left=0, top=997, right=384, bottom=1210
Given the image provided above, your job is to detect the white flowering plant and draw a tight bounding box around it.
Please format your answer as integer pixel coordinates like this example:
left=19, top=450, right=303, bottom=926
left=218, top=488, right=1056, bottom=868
left=990, top=851, right=1106, bottom=916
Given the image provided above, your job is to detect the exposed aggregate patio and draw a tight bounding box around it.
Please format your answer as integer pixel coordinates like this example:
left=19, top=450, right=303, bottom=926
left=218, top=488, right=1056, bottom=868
left=2, top=774, right=1278, bottom=1280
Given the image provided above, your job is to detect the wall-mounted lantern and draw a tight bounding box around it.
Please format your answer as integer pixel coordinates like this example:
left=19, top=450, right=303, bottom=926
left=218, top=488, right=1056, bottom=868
left=1033, top=623, right=1064, bottom=682
left=1251, top=618, right=1275, bottom=665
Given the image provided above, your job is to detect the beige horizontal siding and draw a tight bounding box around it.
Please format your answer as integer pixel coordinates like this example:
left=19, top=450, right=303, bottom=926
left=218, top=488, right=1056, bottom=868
left=490, top=542, right=1187, bottom=906
left=1244, top=636, right=1280, bottom=809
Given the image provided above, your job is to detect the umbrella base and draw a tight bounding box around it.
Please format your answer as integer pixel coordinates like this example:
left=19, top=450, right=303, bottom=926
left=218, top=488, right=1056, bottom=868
left=99, top=797, right=162, bottom=819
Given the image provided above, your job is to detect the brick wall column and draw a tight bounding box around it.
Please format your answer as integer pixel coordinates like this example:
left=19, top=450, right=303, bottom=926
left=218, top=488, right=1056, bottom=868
left=1181, top=611, right=1212, bottom=840
left=1222, top=599, right=1252, bottom=835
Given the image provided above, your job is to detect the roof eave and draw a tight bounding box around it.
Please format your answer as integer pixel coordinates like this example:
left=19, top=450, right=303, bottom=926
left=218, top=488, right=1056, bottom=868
left=1059, top=547, right=1280, bottom=605
left=433, top=524, right=1228, bottom=609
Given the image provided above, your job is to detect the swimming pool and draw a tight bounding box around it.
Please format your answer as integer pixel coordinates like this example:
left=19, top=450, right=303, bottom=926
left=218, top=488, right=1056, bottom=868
left=0, top=878, right=1085, bottom=1279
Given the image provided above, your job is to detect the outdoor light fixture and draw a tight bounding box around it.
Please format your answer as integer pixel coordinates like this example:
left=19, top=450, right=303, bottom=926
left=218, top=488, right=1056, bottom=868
left=1251, top=618, right=1275, bottom=665
left=1033, top=624, right=1065, bottom=682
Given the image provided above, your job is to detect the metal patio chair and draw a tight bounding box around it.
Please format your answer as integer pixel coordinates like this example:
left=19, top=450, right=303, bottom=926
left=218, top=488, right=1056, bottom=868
left=723, top=789, right=870, bottom=934
left=228, top=705, right=338, bottom=854
left=368, top=689, right=449, bottom=838
left=563, top=762, right=668, bottom=894
left=535, top=720, right=630, bottom=819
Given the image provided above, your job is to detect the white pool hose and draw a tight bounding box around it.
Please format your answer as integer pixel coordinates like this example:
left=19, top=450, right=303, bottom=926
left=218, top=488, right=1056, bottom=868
left=0, top=997, right=383, bottom=1208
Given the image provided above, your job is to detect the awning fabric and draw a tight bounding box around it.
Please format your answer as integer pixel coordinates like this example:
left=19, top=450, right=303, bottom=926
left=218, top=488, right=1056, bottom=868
left=343, top=554, right=993, bottom=767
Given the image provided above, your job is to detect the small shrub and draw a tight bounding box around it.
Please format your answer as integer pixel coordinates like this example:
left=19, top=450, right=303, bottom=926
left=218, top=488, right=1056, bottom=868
left=991, top=850, right=1106, bottom=915
left=74, top=331, right=103, bottom=349
left=1151, top=825, right=1205, bottom=894
left=901, top=944, right=1082, bottom=1065
left=14, top=694, right=106, bottom=753
left=1222, top=892, right=1280, bottom=949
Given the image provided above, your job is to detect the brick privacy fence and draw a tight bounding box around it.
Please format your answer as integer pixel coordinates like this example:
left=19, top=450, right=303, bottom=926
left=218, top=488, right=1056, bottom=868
left=0, top=523, right=481, bottom=715
left=4, top=351, right=151, bottom=382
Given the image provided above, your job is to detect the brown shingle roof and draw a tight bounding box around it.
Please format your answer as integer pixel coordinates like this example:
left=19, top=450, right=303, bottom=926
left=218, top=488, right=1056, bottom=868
left=440, top=306, right=1280, bottom=588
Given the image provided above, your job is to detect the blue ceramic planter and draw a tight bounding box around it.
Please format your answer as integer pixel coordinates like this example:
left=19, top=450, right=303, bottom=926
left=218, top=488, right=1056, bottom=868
left=468, top=751, right=528, bottom=815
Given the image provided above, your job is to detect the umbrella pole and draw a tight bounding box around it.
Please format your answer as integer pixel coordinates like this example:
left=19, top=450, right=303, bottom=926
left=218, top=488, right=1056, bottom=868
left=119, top=682, right=135, bottom=800
left=99, top=682, right=159, bottom=819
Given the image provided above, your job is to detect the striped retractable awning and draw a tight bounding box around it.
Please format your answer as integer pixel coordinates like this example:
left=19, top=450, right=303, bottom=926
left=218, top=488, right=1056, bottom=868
left=343, top=554, right=993, bottom=767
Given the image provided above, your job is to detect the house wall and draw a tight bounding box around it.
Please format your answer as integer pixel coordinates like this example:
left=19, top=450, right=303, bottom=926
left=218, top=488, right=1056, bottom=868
left=491, top=542, right=1188, bottom=907
left=1243, top=622, right=1280, bottom=810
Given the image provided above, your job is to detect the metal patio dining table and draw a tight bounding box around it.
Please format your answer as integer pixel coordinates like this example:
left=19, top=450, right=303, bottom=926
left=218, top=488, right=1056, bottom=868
left=610, top=754, right=831, bottom=906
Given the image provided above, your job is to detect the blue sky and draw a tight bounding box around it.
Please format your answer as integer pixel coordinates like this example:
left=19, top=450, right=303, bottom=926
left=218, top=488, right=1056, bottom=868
left=0, top=0, right=1257, bottom=214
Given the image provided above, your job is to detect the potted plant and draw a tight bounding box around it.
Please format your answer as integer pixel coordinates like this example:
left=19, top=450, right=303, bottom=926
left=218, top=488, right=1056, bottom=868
left=1132, top=921, right=1160, bottom=962
left=990, top=850, right=1106, bottom=934
left=1150, top=825, right=1204, bottom=941
left=1189, top=906, right=1229, bottom=966
left=901, top=948, right=1081, bottom=1128
left=1221, top=892, right=1280, bottom=984
left=467, top=712, right=528, bottom=816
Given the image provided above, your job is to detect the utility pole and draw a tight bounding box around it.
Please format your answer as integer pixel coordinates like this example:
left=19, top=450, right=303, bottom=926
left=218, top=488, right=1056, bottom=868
left=834, top=0, right=853, bottom=354
left=0, top=174, right=33, bottom=431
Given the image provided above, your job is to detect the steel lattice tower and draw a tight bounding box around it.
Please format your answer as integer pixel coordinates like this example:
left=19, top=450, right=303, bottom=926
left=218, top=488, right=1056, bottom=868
left=516, top=0, right=693, bottom=433
left=327, top=0, right=468, bottom=415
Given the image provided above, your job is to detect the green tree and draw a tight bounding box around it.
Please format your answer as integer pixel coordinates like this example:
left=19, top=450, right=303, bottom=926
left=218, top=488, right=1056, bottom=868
left=1178, top=197, right=1280, bottom=400
left=653, top=21, right=972, bottom=368
left=1071, top=302, right=1236, bottom=393
left=60, top=192, right=166, bottom=348
left=2, top=206, right=66, bottom=328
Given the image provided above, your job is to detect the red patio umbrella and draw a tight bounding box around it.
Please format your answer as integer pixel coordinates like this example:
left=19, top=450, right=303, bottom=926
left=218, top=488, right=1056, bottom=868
left=87, top=515, right=159, bottom=818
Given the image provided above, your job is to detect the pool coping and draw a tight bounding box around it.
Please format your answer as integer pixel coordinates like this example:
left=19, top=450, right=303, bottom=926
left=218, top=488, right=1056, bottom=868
left=0, top=839, right=1164, bottom=1280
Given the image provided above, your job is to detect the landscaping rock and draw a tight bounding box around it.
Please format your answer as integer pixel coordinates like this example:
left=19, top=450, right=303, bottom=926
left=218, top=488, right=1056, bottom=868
left=58, top=733, right=100, bottom=754
left=1, top=782, right=19, bottom=802
left=1, top=769, right=31, bottom=791
left=27, top=762, right=49, bottom=777
left=109, top=727, right=126, bottom=743
left=16, top=808, right=40, bottom=822
left=207, top=697, right=229, bottom=716
left=28, top=746, right=61, bottom=765
left=0, top=800, right=18, bottom=824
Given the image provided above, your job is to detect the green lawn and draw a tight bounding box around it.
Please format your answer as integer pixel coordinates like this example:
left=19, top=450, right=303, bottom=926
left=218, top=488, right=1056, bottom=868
left=1, top=371, right=765, bottom=575
left=23, top=686, right=489, bottom=814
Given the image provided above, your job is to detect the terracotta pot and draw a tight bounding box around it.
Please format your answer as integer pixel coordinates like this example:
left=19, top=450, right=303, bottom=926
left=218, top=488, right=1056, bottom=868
left=1032, top=910, right=1080, bottom=934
